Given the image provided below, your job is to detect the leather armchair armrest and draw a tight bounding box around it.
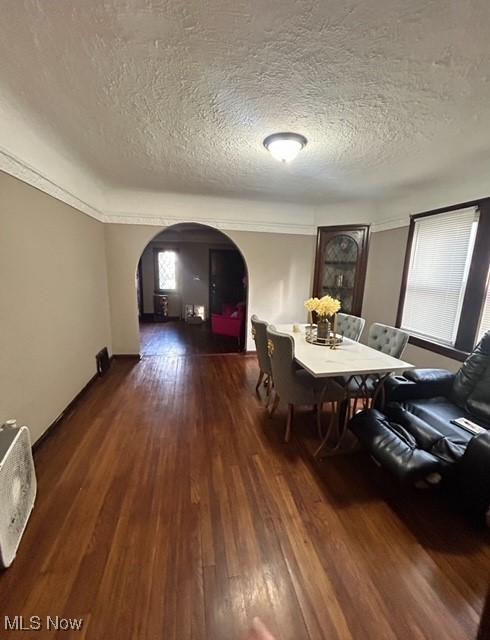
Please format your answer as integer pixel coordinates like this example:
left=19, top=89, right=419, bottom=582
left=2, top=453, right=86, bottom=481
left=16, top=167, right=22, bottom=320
left=385, top=368, right=455, bottom=402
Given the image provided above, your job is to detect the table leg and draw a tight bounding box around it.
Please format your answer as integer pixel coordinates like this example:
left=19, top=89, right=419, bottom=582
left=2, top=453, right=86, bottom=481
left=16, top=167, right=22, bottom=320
left=314, top=377, right=348, bottom=457
left=314, top=402, right=337, bottom=457
left=372, top=374, right=390, bottom=409
left=339, top=396, right=349, bottom=428
left=314, top=374, right=392, bottom=458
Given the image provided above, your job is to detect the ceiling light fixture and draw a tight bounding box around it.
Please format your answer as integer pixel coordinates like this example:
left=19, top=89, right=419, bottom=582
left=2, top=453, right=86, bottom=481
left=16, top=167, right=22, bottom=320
left=263, top=132, right=307, bottom=163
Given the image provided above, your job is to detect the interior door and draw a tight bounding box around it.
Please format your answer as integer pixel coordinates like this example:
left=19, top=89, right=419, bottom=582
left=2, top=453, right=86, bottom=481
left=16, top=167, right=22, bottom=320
left=209, top=249, right=245, bottom=315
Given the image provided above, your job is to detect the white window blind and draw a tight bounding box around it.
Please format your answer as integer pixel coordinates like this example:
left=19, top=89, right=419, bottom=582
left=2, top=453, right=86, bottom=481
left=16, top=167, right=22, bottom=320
left=157, top=250, right=177, bottom=290
left=401, top=207, right=479, bottom=346
left=477, top=270, right=490, bottom=342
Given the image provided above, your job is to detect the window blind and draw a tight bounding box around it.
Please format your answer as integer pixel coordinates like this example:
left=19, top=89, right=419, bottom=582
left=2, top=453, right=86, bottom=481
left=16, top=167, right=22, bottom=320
left=477, top=271, right=490, bottom=342
left=401, top=207, right=479, bottom=346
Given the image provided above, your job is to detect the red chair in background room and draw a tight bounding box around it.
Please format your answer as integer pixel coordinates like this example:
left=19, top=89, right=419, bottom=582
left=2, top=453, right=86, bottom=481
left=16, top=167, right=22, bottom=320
left=211, top=302, right=245, bottom=348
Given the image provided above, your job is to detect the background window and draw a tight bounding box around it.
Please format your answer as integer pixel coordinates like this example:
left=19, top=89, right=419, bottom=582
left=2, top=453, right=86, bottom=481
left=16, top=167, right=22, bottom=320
left=157, top=250, right=177, bottom=290
left=397, top=199, right=490, bottom=360
left=400, top=208, right=478, bottom=346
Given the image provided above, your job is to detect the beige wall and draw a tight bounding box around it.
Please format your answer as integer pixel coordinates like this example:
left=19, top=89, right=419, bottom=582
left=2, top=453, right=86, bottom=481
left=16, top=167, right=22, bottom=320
left=105, top=224, right=316, bottom=353
left=362, top=226, right=462, bottom=372
left=232, top=231, right=316, bottom=349
left=0, top=172, right=112, bottom=442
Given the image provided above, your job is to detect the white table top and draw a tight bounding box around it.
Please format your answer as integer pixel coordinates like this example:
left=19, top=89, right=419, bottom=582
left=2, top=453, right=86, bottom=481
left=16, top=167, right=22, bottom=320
left=274, top=324, right=414, bottom=378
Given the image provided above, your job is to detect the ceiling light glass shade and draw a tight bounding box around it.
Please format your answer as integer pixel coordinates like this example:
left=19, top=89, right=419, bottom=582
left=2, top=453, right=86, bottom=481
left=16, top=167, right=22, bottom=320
left=263, top=132, right=307, bottom=162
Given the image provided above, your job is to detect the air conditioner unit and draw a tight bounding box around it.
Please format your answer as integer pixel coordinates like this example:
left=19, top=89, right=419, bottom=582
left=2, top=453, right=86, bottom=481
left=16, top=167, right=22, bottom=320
left=0, top=422, right=36, bottom=568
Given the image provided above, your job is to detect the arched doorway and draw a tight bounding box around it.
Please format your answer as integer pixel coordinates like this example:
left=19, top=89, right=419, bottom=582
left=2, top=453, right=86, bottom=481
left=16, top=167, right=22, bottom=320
left=136, top=223, right=248, bottom=356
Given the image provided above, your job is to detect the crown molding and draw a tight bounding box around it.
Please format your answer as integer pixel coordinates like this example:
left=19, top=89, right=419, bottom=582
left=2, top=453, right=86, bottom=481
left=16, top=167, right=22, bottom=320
left=0, top=149, right=316, bottom=234
left=1, top=147, right=411, bottom=234
left=371, top=215, right=409, bottom=232
left=103, top=211, right=316, bottom=235
left=0, top=146, right=106, bottom=222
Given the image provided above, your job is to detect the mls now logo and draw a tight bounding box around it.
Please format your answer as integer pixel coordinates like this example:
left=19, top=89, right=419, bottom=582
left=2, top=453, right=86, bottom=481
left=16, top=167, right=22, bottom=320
left=4, top=616, right=84, bottom=631
left=47, top=616, right=83, bottom=631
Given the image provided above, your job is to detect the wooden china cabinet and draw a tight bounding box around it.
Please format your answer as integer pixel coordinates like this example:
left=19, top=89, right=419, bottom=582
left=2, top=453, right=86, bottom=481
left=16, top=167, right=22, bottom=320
left=312, top=225, right=370, bottom=317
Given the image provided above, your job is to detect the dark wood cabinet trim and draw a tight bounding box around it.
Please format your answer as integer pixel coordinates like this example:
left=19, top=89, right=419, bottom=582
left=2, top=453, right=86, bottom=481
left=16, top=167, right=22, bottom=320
left=312, top=224, right=370, bottom=317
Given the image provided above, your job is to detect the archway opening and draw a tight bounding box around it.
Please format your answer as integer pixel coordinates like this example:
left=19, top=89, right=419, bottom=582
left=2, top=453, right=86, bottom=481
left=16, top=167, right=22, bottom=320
left=136, top=223, right=248, bottom=356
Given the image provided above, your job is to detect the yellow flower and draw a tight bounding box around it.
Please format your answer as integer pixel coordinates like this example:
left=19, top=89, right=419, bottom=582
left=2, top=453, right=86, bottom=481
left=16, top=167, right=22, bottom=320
left=304, top=297, right=320, bottom=312
left=315, top=295, right=341, bottom=318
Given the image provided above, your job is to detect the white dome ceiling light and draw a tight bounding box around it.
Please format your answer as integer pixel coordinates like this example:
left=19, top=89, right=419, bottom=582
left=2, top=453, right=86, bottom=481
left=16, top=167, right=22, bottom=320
left=263, top=132, right=307, bottom=163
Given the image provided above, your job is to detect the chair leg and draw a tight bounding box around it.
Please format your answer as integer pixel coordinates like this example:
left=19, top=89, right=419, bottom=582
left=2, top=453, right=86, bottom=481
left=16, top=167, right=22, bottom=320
left=265, top=385, right=271, bottom=408
left=285, top=404, right=294, bottom=442
left=269, top=392, right=280, bottom=417
left=353, top=397, right=361, bottom=417
left=332, top=402, right=340, bottom=441
left=338, top=398, right=349, bottom=432
left=316, top=403, right=324, bottom=439
left=265, top=378, right=274, bottom=408
left=265, top=375, right=271, bottom=394
left=346, top=398, right=354, bottom=422
left=255, top=370, right=265, bottom=393
left=264, top=375, right=275, bottom=409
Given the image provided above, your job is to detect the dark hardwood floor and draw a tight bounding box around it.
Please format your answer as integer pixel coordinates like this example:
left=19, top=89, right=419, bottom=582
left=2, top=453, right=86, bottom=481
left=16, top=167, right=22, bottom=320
left=1, top=352, right=488, bottom=639
left=139, top=319, right=242, bottom=356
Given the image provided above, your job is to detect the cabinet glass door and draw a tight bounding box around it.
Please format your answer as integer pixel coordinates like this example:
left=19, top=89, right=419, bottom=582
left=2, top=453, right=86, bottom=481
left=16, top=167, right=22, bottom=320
left=321, top=234, right=358, bottom=314
left=313, top=225, right=370, bottom=317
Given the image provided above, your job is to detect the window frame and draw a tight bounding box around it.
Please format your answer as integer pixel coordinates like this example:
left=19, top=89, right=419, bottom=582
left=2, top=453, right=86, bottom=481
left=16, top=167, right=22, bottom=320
left=396, top=197, right=490, bottom=361
left=153, top=247, right=179, bottom=293
left=478, top=273, right=490, bottom=342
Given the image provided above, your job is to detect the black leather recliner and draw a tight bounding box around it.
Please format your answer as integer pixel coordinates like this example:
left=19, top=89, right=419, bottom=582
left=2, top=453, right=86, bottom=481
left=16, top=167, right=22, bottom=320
left=349, top=331, right=490, bottom=520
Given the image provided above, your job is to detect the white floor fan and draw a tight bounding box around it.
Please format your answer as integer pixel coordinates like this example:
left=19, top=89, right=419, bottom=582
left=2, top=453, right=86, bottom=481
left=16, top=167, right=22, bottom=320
left=0, top=420, right=36, bottom=568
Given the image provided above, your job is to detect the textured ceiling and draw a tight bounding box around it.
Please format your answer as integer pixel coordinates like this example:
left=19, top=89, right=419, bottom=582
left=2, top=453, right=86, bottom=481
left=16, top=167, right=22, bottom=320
left=1, top=0, right=490, bottom=205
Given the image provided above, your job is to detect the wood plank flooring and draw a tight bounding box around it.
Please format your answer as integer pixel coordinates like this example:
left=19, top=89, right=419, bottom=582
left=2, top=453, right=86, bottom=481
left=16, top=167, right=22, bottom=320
left=139, top=320, right=242, bottom=356
left=0, top=352, right=488, bottom=639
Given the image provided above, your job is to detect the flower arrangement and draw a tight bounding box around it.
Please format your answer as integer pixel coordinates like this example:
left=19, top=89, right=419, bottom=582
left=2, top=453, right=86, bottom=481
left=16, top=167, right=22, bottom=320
left=304, top=295, right=342, bottom=347
left=304, top=295, right=341, bottom=318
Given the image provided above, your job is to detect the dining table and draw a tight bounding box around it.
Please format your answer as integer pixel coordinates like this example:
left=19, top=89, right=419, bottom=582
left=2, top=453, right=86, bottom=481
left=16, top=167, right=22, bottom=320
left=274, top=324, right=414, bottom=455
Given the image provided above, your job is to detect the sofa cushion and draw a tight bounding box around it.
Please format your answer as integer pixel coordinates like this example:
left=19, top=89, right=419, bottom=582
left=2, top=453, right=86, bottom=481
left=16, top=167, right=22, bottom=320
left=385, top=401, right=472, bottom=465
left=350, top=409, right=446, bottom=483
left=388, top=397, right=487, bottom=438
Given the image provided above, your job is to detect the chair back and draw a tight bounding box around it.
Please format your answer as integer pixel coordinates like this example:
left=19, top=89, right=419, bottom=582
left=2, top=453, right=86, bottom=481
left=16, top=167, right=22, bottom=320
left=251, top=315, right=272, bottom=375
left=368, top=323, right=409, bottom=358
left=337, top=313, right=365, bottom=341
left=266, top=326, right=297, bottom=398
left=451, top=330, right=490, bottom=422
